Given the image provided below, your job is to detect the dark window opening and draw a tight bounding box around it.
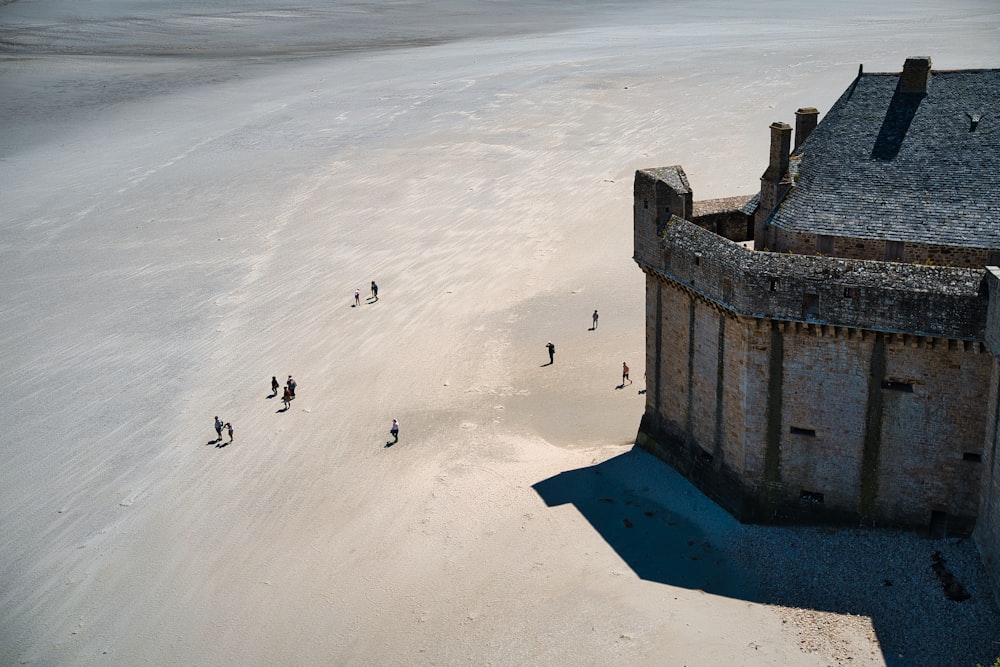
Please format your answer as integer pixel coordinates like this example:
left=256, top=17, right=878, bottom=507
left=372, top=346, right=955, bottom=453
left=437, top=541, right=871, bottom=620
left=929, top=510, right=948, bottom=539
left=790, top=426, right=816, bottom=436
left=885, top=240, right=905, bottom=261
left=800, top=490, right=824, bottom=504
left=803, top=293, right=819, bottom=318
left=843, top=287, right=858, bottom=298
left=881, top=380, right=914, bottom=393
left=643, top=198, right=648, bottom=210
left=988, top=252, right=1000, bottom=266
left=694, top=253, right=701, bottom=266
left=770, top=279, right=779, bottom=292
left=817, top=235, right=834, bottom=255
left=963, top=452, right=982, bottom=463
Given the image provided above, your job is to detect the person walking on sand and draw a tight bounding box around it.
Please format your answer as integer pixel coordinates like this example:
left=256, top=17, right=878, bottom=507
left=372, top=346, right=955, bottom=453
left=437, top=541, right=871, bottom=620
left=371, top=280, right=379, bottom=301
left=546, top=341, right=555, bottom=365
left=287, top=375, right=296, bottom=398
left=214, top=416, right=224, bottom=441
left=592, top=310, right=599, bottom=330
left=282, top=386, right=291, bottom=410
left=390, top=418, right=399, bottom=443
left=354, top=288, right=361, bottom=307
left=226, top=422, right=234, bottom=443
left=271, top=376, right=279, bottom=396
left=622, top=361, right=631, bottom=385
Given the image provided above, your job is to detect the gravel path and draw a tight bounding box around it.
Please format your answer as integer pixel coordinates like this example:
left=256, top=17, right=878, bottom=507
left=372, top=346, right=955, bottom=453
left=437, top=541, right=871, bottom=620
left=729, top=525, right=999, bottom=666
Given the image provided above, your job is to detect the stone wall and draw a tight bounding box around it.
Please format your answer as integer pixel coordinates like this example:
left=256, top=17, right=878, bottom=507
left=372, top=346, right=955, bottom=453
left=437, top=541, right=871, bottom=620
left=770, top=227, right=995, bottom=268
left=638, top=267, right=988, bottom=531
left=636, top=212, right=988, bottom=340
left=634, top=168, right=992, bottom=534
left=690, top=195, right=754, bottom=242
left=975, top=268, right=1000, bottom=600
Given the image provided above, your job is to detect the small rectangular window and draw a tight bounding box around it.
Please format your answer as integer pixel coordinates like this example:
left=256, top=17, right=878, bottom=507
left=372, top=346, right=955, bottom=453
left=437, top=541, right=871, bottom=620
left=885, top=240, right=905, bottom=261
left=770, top=279, right=779, bottom=292
left=790, top=426, right=816, bottom=436
left=988, top=252, right=1000, bottom=267
left=963, top=452, right=982, bottom=462
left=802, top=294, right=819, bottom=318
left=843, top=287, right=858, bottom=298
left=881, top=380, right=914, bottom=393
left=800, top=490, right=824, bottom=504
left=817, top=235, right=834, bottom=255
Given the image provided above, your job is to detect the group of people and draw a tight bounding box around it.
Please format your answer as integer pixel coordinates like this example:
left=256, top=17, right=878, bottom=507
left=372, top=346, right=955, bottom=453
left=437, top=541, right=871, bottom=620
left=354, top=281, right=379, bottom=307
left=214, top=299, right=627, bottom=448
left=211, top=279, right=391, bottom=447
left=544, top=309, right=632, bottom=388
left=213, top=416, right=234, bottom=444
left=271, top=375, right=297, bottom=410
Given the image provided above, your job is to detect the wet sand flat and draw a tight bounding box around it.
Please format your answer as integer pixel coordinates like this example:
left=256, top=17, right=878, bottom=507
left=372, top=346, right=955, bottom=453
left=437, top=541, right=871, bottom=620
left=1, top=1, right=999, bottom=664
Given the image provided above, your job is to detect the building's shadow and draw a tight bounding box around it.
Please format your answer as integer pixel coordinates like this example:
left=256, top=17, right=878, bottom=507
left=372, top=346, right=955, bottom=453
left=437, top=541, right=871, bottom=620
left=533, top=447, right=753, bottom=600
left=532, top=446, right=999, bottom=667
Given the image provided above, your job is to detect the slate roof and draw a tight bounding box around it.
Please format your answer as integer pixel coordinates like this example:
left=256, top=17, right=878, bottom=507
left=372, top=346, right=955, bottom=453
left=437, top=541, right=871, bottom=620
left=768, top=68, right=1000, bottom=249
left=643, top=165, right=691, bottom=195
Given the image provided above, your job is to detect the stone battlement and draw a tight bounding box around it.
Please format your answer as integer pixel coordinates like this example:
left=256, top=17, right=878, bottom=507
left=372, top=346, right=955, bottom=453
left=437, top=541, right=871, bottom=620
left=636, top=213, right=988, bottom=341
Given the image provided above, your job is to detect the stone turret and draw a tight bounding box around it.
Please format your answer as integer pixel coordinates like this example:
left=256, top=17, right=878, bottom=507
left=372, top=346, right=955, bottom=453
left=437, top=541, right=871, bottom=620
left=633, top=166, right=692, bottom=264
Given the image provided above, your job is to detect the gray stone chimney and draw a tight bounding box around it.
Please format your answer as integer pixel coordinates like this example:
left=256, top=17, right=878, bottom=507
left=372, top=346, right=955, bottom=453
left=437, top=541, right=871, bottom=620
left=899, top=56, right=932, bottom=94
left=762, top=122, right=792, bottom=181
left=755, top=122, right=793, bottom=250
left=794, top=107, right=819, bottom=150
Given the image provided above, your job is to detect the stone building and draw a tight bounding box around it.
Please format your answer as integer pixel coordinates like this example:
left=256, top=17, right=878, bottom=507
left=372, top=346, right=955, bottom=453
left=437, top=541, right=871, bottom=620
left=631, top=58, right=1000, bottom=594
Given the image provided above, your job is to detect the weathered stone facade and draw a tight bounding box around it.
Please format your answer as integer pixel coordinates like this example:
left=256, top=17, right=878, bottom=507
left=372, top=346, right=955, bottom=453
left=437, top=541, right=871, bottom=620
left=767, top=228, right=998, bottom=267
left=636, top=174, right=988, bottom=532
left=978, top=269, right=1000, bottom=600
left=632, top=57, right=1000, bottom=597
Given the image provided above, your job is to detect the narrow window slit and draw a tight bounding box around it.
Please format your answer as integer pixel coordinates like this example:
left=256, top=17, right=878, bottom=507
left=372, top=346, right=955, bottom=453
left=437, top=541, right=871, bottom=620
left=800, top=490, right=824, bottom=504
left=882, top=380, right=914, bottom=393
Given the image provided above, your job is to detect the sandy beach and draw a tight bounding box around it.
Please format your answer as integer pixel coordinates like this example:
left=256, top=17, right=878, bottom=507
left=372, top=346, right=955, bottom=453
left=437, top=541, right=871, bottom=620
left=2, top=1, right=999, bottom=664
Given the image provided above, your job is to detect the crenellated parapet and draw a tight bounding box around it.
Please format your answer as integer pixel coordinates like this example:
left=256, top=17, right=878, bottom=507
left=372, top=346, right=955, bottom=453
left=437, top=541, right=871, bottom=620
left=636, top=213, right=988, bottom=341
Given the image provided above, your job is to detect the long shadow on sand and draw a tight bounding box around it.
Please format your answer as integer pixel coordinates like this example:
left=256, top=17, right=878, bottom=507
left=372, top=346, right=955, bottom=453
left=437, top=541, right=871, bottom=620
left=533, top=447, right=753, bottom=600
left=533, top=447, right=999, bottom=667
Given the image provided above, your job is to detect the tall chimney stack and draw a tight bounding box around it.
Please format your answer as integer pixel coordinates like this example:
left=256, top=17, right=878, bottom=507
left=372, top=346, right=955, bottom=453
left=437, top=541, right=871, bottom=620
left=794, top=107, right=819, bottom=150
left=755, top=122, right=793, bottom=249
left=899, top=56, right=932, bottom=94
left=763, top=122, right=792, bottom=182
